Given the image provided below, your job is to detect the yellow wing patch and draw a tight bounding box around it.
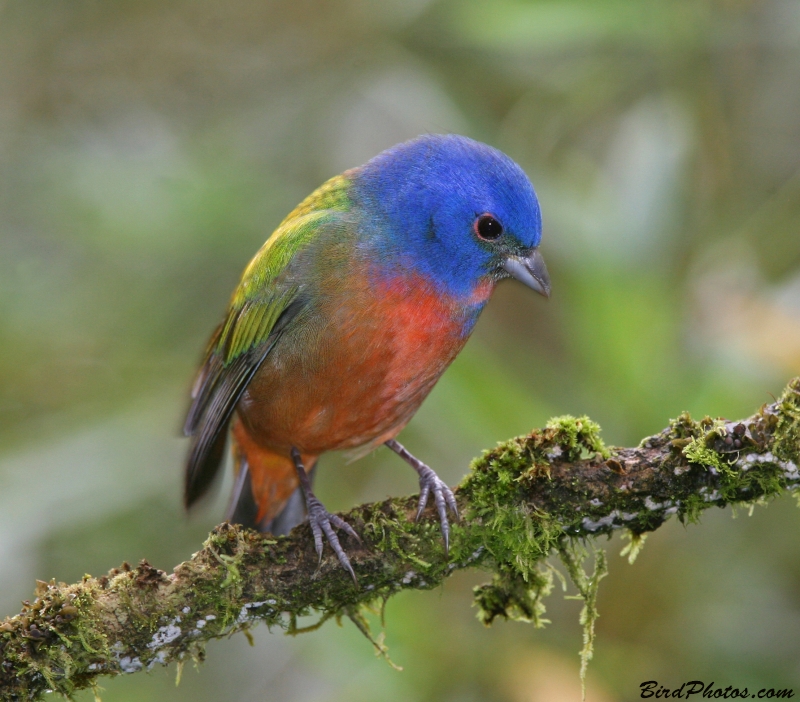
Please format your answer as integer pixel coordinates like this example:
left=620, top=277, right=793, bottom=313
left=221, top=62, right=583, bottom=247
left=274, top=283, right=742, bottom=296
left=218, top=172, right=353, bottom=363
left=277, top=172, right=353, bottom=226
left=237, top=173, right=352, bottom=297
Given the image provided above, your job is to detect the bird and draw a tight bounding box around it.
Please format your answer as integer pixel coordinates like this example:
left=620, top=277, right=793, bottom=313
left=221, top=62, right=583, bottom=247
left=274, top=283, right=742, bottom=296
left=183, top=134, right=550, bottom=582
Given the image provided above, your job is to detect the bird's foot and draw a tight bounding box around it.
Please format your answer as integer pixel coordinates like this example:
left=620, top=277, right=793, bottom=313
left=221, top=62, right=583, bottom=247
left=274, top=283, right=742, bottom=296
left=291, top=448, right=360, bottom=583
left=385, top=439, right=459, bottom=553
left=306, top=494, right=360, bottom=583
left=414, top=463, right=459, bottom=553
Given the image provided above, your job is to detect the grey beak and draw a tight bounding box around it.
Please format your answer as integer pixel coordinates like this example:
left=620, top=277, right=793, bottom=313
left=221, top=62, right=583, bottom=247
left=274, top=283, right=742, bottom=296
left=502, top=249, right=551, bottom=297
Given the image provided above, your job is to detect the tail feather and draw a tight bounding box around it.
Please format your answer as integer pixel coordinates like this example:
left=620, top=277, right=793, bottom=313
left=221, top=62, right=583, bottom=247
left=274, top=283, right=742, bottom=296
left=228, top=418, right=317, bottom=533
left=263, top=463, right=318, bottom=535
left=225, top=458, right=259, bottom=527
left=184, top=424, right=228, bottom=509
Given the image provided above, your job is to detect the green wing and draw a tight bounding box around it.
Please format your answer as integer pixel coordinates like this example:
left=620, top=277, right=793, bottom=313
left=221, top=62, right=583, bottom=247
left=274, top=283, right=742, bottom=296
left=183, top=174, right=352, bottom=508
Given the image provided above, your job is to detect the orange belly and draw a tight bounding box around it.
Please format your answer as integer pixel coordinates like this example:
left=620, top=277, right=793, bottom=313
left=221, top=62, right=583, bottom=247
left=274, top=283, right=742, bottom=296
left=237, top=271, right=480, bottom=455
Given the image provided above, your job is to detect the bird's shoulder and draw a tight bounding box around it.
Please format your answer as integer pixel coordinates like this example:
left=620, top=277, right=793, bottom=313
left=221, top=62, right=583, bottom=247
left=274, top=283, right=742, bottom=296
left=234, top=173, right=354, bottom=305
left=217, top=172, right=355, bottom=363
left=277, top=171, right=354, bottom=227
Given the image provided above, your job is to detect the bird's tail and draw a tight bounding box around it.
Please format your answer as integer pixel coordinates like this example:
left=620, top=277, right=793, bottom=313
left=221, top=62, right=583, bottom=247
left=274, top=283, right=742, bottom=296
left=226, top=418, right=316, bottom=535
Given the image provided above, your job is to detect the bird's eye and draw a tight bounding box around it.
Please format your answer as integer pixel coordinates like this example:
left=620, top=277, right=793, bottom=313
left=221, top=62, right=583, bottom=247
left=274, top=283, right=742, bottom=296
left=474, top=214, right=503, bottom=241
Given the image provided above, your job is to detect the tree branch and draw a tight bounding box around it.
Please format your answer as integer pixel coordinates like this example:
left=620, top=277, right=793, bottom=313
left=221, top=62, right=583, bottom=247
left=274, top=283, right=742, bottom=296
left=2, top=379, right=800, bottom=700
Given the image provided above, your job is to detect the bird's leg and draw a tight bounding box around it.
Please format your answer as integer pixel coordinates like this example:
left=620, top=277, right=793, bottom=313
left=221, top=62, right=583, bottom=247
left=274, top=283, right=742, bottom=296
left=290, top=447, right=360, bottom=583
left=384, top=439, right=459, bottom=553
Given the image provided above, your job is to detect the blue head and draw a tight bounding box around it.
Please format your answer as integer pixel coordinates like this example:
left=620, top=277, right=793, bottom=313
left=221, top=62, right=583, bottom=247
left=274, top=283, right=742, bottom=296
left=353, top=134, right=549, bottom=299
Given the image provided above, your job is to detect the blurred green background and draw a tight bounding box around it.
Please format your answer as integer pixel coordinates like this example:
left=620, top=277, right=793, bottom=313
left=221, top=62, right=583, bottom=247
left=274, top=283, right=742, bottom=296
left=2, top=1, right=800, bottom=700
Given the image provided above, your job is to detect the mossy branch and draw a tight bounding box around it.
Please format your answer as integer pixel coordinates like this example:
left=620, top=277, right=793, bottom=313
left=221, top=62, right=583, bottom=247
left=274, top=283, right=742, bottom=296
left=3, top=379, right=800, bottom=700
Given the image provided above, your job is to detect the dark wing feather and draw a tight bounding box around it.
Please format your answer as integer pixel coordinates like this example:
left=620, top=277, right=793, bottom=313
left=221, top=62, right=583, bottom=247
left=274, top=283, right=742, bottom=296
left=183, top=325, right=224, bottom=436
left=182, top=180, right=354, bottom=509
left=183, top=297, right=305, bottom=508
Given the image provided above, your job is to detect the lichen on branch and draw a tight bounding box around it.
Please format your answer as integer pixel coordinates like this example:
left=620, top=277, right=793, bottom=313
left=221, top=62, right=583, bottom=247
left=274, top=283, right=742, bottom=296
left=2, top=379, right=800, bottom=701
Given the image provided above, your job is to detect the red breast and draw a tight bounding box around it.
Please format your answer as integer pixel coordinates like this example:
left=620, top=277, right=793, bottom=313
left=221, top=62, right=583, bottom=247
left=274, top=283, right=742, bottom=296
left=237, top=268, right=491, bottom=455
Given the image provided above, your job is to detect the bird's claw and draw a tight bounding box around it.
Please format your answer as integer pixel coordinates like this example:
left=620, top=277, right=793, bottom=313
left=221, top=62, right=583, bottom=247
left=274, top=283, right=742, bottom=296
left=414, top=464, right=459, bottom=553
left=306, top=495, right=360, bottom=584
left=291, top=446, right=360, bottom=584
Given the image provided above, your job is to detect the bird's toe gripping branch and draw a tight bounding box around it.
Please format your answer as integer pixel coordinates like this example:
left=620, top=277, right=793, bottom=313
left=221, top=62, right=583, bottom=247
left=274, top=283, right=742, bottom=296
left=415, top=464, right=459, bottom=553
left=385, top=439, right=459, bottom=552
left=290, top=448, right=361, bottom=583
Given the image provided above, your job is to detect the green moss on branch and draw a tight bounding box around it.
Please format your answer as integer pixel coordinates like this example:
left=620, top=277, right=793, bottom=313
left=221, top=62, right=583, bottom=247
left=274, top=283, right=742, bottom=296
left=2, top=379, right=800, bottom=700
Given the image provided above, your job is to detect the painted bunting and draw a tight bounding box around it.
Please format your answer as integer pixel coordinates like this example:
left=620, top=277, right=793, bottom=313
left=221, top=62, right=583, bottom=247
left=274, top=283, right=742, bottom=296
left=183, top=134, right=549, bottom=580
